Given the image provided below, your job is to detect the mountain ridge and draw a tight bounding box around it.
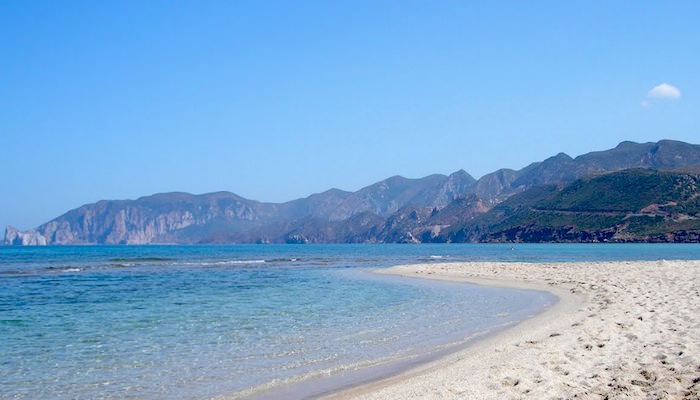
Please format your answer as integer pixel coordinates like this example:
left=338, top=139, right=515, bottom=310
left=5, top=139, right=700, bottom=245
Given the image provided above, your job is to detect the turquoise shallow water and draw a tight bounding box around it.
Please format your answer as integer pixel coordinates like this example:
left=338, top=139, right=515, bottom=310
left=1, top=244, right=698, bottom=399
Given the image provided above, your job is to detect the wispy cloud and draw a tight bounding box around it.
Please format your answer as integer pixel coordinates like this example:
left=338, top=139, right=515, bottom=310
left=648, top=83, right=681, bottom=99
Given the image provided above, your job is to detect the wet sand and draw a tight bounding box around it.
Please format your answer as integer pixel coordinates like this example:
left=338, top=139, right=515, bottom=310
left=324, top=260, right=700, bottom=399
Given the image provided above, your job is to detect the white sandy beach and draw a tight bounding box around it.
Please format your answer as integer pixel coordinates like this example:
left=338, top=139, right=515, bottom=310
left=324, top=260, right=700, bottom=399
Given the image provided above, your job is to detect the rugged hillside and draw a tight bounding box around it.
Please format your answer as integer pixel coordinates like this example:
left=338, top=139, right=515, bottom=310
left=474, top=139, right=700, bottom=202
left=4, top=172, right=478, bottom=245
left=5, top=139, right=700, bottom=245
left=446, top=169, right=700, bottom=243
left=305, top=172, right=474, bottom=220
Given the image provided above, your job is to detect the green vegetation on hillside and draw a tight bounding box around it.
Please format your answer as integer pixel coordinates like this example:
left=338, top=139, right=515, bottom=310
left=447, top=169, right=700, bottom=243
left=537, top=169, right=699, bottom=212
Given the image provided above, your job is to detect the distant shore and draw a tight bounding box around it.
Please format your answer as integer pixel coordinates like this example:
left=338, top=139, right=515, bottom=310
left=324, top=260, right=700, bottom=399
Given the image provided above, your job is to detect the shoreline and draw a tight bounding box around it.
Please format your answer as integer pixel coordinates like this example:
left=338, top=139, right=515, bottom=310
left=236, top=270, right=557, bottom=400
left=323, top=260, right=700, bottom=399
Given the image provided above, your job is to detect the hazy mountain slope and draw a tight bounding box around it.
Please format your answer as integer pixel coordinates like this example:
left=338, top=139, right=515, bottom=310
left=319, top=173, right=468, bottom=220
left=32, top=192, right=287, bottom=245
left=280, top=171, right=476, bottom=221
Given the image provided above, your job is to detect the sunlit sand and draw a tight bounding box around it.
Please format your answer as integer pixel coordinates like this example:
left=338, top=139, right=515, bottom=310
left=326, top=260, right=700, bottom=399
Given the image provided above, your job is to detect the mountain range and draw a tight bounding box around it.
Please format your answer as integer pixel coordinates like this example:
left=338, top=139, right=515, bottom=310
left=5, top=139, right=700, bottom=245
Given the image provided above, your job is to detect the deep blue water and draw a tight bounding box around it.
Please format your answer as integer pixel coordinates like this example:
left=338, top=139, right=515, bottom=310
left=1, top=244, right=698, bottom=399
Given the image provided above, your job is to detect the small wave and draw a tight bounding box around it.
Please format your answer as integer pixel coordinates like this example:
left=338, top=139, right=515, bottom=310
left=429, top=255, right=445, bottom=259
left=182, top=259, right=266, bottom=266
left=109, top=257, right=172, bottom=262
left=213, top=259, right=266, bottom=265
left=0, top=270, right=26, bottom=276
left=267, top=258, right=300, bottom=263
left=237, top=353, right=400, bottom=399
left=46, top=266, right=84, bottom=273
left=109, top=263, right=135, bottom=268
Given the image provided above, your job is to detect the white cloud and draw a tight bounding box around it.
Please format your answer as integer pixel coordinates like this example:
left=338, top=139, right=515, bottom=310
left=648, top=83, right=681, bottom=99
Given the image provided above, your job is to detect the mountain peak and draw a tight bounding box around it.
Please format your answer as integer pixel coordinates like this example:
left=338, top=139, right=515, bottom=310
left=448, top=169, right=476, bottom=181
left=552, top=152, right=573, bottom=160
left=615, top=140, right=643, bottom=148
left=383, top=175, right=409, bottom=185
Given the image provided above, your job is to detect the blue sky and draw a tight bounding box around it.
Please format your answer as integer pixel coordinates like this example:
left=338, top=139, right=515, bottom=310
left=1, top=1, right=698, bottom=230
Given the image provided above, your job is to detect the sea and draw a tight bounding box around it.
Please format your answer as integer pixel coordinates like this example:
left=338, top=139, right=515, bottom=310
left=1, top=243, right=698, bottom=399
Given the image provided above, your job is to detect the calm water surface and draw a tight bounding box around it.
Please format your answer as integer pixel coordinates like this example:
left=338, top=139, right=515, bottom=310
left=1, top=244, right=697, bottom=399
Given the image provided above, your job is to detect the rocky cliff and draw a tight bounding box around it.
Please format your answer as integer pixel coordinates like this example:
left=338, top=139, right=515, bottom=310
left=4, top=226, right=47, bottom=245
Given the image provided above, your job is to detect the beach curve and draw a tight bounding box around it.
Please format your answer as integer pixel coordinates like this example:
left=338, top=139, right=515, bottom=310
left=323, top=260, right=700, bottom=399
